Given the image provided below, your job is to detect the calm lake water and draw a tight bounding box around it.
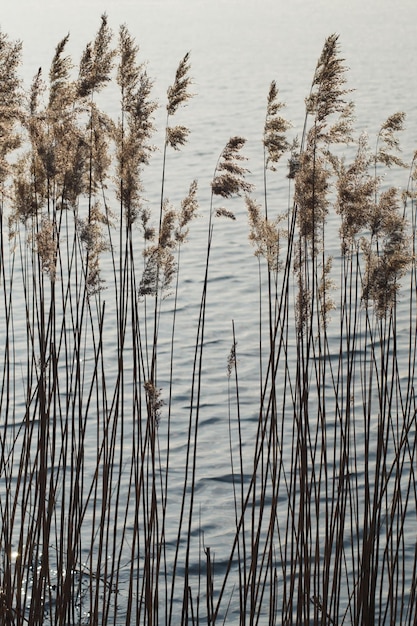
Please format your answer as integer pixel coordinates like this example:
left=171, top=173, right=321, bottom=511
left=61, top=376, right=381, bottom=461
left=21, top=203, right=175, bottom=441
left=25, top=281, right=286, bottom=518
left=1, top=0, right=417, bottom=624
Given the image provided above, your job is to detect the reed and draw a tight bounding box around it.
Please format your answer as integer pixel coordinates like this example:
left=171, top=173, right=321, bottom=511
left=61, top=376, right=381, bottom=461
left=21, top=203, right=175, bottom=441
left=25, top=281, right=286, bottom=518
left=0, top=20, right=416, bottom=626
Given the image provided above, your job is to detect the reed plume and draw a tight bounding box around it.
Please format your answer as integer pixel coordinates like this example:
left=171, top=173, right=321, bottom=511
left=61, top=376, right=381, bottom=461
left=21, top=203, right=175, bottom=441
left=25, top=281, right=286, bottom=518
left=48, top=34, right=74, bottom=111
left=144, top=379, right=164, bottom=427
left=214, top=208, right=236, bottom=220
left=335, top=132, right=375, bottom=250
left=211, top=136, right=253, bottom=200
left=139, top=201, right=177, bottom=297
left=305, top=33, right=350, bottom=126
left=362, top=188, right=411, bottom=316
left=166, top=51, right=193, bottom=116
left=294, top=144, right=329, bottom=245
left=175, top=178, right=199, bottom=243
left=164, top=52, right=193, bottom=151
left=375, top=111, right=407, bottom=168
left=247, top=195, right=286, bottom=272
left=35, top=216, right=57, bottom=280
left=77, top=14, right=115, bottom=99
left=295, top=34, right=352, bottom=246
left=0, top=30, right=22, bottom=188
left=77, top=200, right=109, bottom=294
left=141, top=52, right=194, bottom=299
left=139, top=184, right=198, bottom=298
left=116, top=24, right=157, bottom=226
left=263, top=80, right=291, bottom=171
left=10, top=155, right=42, bottom=224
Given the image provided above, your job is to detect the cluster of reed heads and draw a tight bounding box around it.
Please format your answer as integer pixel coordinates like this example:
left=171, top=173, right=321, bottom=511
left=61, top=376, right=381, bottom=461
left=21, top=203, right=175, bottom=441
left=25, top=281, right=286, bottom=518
left=1, top=15, right=417, bottom=626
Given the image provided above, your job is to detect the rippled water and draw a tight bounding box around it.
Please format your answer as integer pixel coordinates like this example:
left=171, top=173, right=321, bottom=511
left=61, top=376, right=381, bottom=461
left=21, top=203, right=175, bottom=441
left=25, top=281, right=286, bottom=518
left=1, top=0, right=417, bottom=624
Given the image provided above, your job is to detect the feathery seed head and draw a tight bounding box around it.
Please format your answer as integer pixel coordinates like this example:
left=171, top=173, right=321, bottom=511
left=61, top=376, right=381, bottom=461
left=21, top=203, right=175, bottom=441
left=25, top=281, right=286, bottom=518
left=0, top=30, right=22, bottom=113
left=139, top=201, right=178, bottom=298
left=215, top=208, right=236, bottom=220
left=318, top=256, right=336, bottom=328
left=158, top=200, right=177, bottom=250
left=49, top=34, right=74, bottom=110
left=0, top=30, right=23, bottom=186
left=376, top=112, right=407, bottom=168
left=11, top=156, right=43, bottom=222
left=247, top=195, right=286, bottom=271
left=294, top=147, right=329, bottom=247
left=176, top=179, right=199, bottom=243
left=117, top=24, right=140, bottom=97
left=36, top=217, right=57, bottom=280
left=326, top=101, right=355, bottom=144
left=144, top=380, right=164, bottom=426
left=362, top=187, right=411, bottom=316
left=306, top=33, right=350, bottom=123
left=336, top=132, right=376, bottom=249
left=115, top=27, right=157, bottom=225
left=77, top=14, right=115, bottom=98
left=287, top=138, right=301, bottom=179
left=77, top=201, right=108, bottom=295
left=140, top=208, right=156, bottom=242
left=264, top=81, right=292, bottom=170
left=138, top=252, right=159, bottom=297
left=227, top=340, right=237, bottom=378
left=211, top=136, right=253, bottom=198
left=29, top=67, right=44, bottom=116
left=295, top=272, right=311, bottom=336
left=166, top=125, right=190, bottom=150
left=167, top=52, right=193, bottom=116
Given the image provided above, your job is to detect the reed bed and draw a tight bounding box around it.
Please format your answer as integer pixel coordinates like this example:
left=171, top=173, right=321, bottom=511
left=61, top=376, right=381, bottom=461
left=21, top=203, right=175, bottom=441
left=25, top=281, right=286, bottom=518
left=1, top=17, right=417, bottom=626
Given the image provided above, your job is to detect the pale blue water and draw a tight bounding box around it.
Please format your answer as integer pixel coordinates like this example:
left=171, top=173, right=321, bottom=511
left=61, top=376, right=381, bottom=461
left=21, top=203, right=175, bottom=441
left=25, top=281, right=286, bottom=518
left=1, top=1, right=417, bottom=624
